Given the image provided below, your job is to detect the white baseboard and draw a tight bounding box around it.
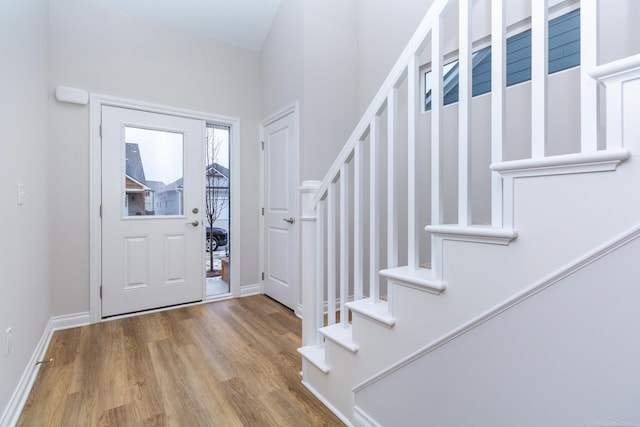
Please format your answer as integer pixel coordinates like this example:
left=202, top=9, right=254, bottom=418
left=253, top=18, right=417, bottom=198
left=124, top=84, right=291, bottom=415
left=301, top=380, right=353, bottom=427
left=240, top=283, right=262, bottom=297
left=353, top=405, right=382, bottom=427
left=50, top=311, right=90, bottom=331
left=295, top=303, right=303, bottom=319
left=0, top=312, right=90, bottom=427
left=0, top=324, right=52, bottom=427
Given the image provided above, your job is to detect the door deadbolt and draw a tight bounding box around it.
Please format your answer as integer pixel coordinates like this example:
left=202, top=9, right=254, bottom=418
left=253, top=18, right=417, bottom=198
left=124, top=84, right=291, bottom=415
left=192, top=208, right=199, bottom=214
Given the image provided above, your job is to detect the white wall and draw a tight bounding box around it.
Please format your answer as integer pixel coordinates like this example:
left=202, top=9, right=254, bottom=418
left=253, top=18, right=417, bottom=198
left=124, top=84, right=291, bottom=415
left=599, top=0, right=640, bottom=64
left=261, top=0, right=358, bottom=182
left=357, top=0, right=435, bottom=115
left=0, top=0, right=51, bottom=419
left=261, top=0, right=304, bottom=121
left=302, top=0, right=359, bottom=182
left=48, top=0, right=262, bottom=315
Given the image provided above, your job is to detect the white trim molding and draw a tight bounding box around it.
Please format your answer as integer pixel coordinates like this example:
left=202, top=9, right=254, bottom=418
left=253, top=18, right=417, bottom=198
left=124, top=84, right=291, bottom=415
left=50, top=312, right=91, bottom=331
left=240, top=283, right=262, bottom=297
left=379, top=266, right=446, bottom=294
left=353, top=405, right=383, bottom=427
left=319, top=324, right=358, bottom=353
left=300, top=380, right=353, bottom=426
left=353, top=222, right=640, bottom=395
left=0, top=325, right=52, bottom=427
left=346, top=299, right=395, bottom=328
left=299, top=346, right=330, bottom=374
left=0, top=312, right=90, bottom=427
left=491, top=148, right=630, bottom=229
left=89, top=94, right=241, bottom=323
left=589, top=53, right=640, bottom=80
left=425, top=224, right=518, bottom=245
left=490, top=148, right=630, bottom=177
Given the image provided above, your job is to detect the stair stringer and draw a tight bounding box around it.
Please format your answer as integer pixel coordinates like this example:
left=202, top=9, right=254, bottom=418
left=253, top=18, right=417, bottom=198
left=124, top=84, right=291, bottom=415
left=352, top=223, right=640, bottom=426
left=302, top=282, right=451, bottom=424
left=302, top=147, right=640, bottom=425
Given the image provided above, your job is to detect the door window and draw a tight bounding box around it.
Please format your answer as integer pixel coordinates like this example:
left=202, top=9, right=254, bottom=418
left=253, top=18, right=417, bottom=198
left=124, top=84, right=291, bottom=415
left=124, top=126, right=184, bottom=217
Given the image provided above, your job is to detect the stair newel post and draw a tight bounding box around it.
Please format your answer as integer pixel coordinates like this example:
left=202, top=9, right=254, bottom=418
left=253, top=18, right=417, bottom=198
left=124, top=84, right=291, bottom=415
left=387, top=89, right=399, bottom=316
left=458, top=0, right=472, bottom=226
left=370, top=116, right=381, bottom=303
left=354, top=142, right=364, bottom=300
left=580, top=0, right=600, bottom=153
left=531, top=0, right=549, bottom=158
left=407, top=54, right=420, bottom=271
left=316, top=197, right=326, bottom=347
left=431, top=15, right=445, bottom=280
left=300, top=181, right=321, bottom=348
left=327, top=181, right=338, bottom=325
left=339, top=162, right=350, bottom=328
left=491, top=0, right=506, bottom=228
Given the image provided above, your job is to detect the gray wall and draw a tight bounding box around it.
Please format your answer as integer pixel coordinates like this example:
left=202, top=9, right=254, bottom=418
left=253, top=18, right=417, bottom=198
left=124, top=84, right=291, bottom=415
left=0, top=0, right=51, bottom=418
left=48, top=0, right=262, bottom=315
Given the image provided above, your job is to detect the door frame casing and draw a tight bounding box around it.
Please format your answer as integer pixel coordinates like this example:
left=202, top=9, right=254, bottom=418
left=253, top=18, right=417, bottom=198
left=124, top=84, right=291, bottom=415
left=89, top=94, right=241, bottom=323
left=259, top=102, right=301, bottom=316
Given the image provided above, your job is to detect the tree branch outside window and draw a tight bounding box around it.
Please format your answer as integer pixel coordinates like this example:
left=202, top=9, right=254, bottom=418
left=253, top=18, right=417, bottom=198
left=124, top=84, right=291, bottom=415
left=205, top=126, right=230, bottom=272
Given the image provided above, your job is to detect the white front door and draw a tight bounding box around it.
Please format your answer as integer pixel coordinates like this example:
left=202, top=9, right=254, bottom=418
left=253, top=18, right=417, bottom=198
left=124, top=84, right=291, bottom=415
left=263, top=110, right=298, bottom=310
left=101, top=106, right=204, bottom=317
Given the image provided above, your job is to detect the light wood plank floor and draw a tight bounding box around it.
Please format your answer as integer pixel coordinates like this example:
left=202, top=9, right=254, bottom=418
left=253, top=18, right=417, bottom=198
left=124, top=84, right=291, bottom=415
left=18, top=296, right=343, bottom=426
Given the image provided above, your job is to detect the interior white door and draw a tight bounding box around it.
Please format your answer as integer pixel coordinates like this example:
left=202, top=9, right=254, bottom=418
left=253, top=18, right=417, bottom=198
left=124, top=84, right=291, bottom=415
left=101, top=106, right=204, bottom=317
left=263, top=111, right=298, bottom=310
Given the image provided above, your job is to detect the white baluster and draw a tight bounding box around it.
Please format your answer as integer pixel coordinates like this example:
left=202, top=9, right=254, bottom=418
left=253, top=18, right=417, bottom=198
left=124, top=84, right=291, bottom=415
left=339, top=163, right=350, bottom=327
left=491, top=0, right=506, bottom=227
left=327, top=182, right=337, bottom=325
left=531, top=0, right=549, bottom=158
left=408, top=55, right=420, bottom=271
left=458, top=0, right=472, bottom=226
left=354, top=143, right=363, bottom=300
left=370, top=117, right=381, bottom=302
left=431, top=15, right=444, bottom=279
left=581, top=0, right=599, bottom=152
left=387, top=89, right=399, bottom=316
left=315, top=197, right=326, bottom=347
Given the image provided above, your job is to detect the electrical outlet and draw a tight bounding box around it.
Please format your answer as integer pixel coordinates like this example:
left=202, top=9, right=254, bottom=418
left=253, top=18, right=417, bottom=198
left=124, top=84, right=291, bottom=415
left=6, top=327, right=12, bottom=356
left=17, top=184, right=25, bottom=205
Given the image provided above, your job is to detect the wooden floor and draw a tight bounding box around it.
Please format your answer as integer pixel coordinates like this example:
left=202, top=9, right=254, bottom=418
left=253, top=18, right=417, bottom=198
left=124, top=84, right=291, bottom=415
left=18, top=296, right=343, bottom=426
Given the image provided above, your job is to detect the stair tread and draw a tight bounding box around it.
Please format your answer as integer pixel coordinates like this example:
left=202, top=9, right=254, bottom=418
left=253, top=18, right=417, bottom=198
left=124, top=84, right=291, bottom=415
left=298, top=345, right=330, bottom=374
left=347, top=299, right=395, bottom=328
left=380, top=266, right=446, bottom=294
left=319, top=323, right=358, bottom=353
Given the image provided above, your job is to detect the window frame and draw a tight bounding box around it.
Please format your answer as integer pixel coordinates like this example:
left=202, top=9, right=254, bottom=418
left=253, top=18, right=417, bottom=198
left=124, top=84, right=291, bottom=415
left=420, top=2, right=581, bottom=113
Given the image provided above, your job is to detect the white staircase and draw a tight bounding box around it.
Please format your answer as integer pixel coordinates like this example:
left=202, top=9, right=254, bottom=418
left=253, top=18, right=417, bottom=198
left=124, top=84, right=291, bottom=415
left=298, top=0, right=640, bottom=424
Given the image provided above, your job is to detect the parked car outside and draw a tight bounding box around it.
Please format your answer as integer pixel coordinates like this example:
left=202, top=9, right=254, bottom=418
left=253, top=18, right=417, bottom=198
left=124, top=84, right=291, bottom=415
left=206, top=227, right=228, bottom=251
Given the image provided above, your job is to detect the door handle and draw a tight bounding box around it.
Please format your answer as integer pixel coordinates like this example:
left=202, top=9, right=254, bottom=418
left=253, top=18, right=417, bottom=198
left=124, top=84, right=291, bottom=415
left=283, top=217, right=295, bottom=224
left=187, top=220, right=199, bottom=227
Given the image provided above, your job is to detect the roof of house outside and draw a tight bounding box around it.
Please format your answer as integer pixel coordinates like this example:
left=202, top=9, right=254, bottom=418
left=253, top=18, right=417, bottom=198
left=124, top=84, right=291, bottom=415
left=206, top=163, right=230, bottom=179
left=125, top=143, right=147, bottom=185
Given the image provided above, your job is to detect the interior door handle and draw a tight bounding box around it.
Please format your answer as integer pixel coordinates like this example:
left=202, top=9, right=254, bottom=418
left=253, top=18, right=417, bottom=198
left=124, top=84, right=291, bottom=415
left=187, top=220, right=199, bottom=227
left=283, top=217, right=295, bottom=224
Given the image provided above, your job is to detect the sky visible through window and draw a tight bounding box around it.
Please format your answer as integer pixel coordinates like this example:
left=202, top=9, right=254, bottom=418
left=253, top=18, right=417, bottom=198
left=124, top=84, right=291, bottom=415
left=125, top=127, right=183, bottom=185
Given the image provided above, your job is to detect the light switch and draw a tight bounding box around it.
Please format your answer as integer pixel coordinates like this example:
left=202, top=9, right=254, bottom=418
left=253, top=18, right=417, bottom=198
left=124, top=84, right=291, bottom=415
left=17, top=184, right=25, bottom=205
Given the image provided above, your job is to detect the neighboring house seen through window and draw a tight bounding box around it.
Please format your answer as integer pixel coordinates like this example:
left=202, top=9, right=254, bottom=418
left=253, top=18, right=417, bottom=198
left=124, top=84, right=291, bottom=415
left=425, top=8, right=580, bottom=111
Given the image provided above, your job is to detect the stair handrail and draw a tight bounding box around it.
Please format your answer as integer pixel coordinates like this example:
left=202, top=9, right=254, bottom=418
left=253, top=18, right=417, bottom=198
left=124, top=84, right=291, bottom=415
left=311, top=0, right=451, bottom=208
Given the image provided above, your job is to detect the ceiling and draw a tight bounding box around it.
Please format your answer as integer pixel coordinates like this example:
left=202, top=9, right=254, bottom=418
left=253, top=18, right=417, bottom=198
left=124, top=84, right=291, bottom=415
left=92, top=0, right=282, bottom=53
